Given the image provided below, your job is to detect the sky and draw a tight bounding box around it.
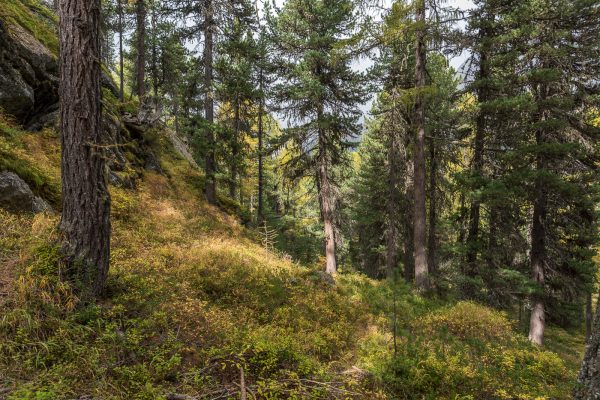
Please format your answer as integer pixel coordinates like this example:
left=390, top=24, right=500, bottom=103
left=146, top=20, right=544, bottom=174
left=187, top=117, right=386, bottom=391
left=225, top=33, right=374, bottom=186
left=353, top=0, right=475, bottom=121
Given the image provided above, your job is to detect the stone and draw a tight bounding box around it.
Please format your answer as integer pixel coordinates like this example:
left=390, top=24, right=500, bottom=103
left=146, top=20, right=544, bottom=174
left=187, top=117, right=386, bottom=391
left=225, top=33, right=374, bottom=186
left=0, top=171, right=51, bottom=213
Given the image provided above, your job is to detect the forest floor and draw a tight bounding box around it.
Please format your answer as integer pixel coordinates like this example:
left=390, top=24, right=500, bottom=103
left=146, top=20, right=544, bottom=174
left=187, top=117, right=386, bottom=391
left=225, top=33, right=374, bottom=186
left=0, top=113, right=588, bottom=399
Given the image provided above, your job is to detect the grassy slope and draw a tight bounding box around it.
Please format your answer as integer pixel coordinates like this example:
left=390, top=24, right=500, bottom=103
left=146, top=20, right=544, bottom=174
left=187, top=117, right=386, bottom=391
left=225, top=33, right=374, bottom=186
left=0, top=114, right=586, bottom=400
left=0, top=1, right=588, bottom=399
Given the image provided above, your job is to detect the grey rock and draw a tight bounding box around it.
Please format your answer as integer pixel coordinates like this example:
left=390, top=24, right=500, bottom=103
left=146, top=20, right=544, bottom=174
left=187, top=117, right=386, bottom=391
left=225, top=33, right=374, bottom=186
left=0, top=65, right=34, bottom=118
left=0, top=171, right=51, bottom=213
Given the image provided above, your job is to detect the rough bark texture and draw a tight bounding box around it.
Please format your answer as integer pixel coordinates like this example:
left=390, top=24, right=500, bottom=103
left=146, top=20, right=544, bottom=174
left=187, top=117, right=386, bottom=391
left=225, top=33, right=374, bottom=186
left=58, top=0, right=111, bottom=297
left=135, top=0, right=146, bottom=99
left=203, top=0, right=216, bottom=205
left=575, top=291, right=600, bottom=399
left=413, top=0, right=428, bottom=290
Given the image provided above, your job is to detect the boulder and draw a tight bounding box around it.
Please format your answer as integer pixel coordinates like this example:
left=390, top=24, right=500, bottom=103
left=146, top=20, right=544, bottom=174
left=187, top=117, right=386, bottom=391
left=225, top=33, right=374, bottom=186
left=0, top=171, right=51, bottom=213
left=0, top=19, right=58, bottom=124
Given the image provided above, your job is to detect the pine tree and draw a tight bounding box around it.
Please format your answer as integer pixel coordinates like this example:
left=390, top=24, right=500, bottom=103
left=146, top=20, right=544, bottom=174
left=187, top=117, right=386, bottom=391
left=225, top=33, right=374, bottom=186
left=58, top=0, right=111, bottom=297
left=268, top=0, right=368, bottom=274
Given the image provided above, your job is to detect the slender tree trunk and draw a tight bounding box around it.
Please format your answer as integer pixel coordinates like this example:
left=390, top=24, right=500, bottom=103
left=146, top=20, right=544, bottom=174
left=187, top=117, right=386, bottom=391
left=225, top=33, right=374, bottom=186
left=118, top=0, right=124, bottom=100
left=385, top=125, right=401, bottom=280
left=528, top=114, right=548, bottom=347
left=230, top=100, right=240, bottom=199
left=135, top=0, right=146, bottom=99
left=58, top=0, right=111, bottom=297
left=257, top=68, right=264, bottom=221
left=413, top=0, right=428, bottom=290
left=318, top=123, right=337, bottom=274
left=427, top=136, right=437, bottom=276
left=151, top=5, right=158, bottom=101
left=586, top=293, right=593, bottom=342
left=203, top=0, right=216, bottom=204
left=465, top=44, right=489, bottom=292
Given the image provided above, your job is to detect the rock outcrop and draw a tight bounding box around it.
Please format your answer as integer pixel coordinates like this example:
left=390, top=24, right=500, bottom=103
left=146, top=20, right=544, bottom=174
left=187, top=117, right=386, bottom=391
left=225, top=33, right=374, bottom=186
left=0, top=19, right=58, bottom=124
left=0, top=171, right=51, bottom=213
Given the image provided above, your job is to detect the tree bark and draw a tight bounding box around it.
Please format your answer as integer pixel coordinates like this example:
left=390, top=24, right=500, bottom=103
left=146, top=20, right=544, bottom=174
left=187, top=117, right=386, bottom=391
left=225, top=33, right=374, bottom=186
left=587, top=293, right=593, bottom=342
left=385, top=124, right=401, bottom=280
left=230, top=100, right=240, bottom=199
left=575, top=289, right=600, bottom=399
left=203, top=0, right=216, bottom=205
left=528, top=116, right=548, bottom=347
left=135, top=0, right=146, bottom=99
left=465, top=37, right=489, bottom=293
left=118, top=0, right=124, bottom=100
left=58, top=0, right=111, bottom=297
left=257, top=68, right=264, bottom=221
left=427, top=136, right=437, bottom=276
left=318, top=122, right=337, bottom=274
left=151, top=4, right=159, bottom=101
left=413, top=0, right=428, bottom=290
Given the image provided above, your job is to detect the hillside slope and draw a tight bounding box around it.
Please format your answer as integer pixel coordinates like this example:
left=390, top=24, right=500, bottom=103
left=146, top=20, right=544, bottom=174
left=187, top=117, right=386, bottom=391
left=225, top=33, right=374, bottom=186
left=0, top=1, right=587, bottom=399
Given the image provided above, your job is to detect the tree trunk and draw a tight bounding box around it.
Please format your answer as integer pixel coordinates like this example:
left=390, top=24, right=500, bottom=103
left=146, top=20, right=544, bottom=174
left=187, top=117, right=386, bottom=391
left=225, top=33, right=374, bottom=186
left=528, top=119, right=548, bottom=347
left=575, top=289, right=600, bottom=399
left=151, top=4, right=158, bottom=101
left=230, top=100, right=240, bottom=199
left=587, top=293, right=593, bottom=342
left=465, top=41, right=489, bottom=292
left=413, top=0, right=428, bottom=290
left=118, top=0, right=124, bottom=100
left=257, top=68, right=264, bottom=221
left=318, top=128, right=337, bottom=275
left=58, top=0, right=111, bottom=297
left=203, top=0, right=216, bottom=205
left=385, top=125, right=401, bottom=280
left=135, top=0, right=146, bottom=99
left=427, top=136, right=437, bottom=276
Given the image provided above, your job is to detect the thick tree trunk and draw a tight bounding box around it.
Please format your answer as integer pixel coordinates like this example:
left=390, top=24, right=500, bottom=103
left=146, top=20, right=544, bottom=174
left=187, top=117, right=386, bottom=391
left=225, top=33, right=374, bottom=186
left=318, top=132, right=337, bottom=275
left=203, top=0, right=216, bottom=205
left=413, top=0, right=428, bottom=290
left=575, top=289, right=600, bottom=399
left=135, top=0, right=146, bottom=99
left=58, top=0, right=111, bottom=297
left=118, top=0, right=124, bottom=100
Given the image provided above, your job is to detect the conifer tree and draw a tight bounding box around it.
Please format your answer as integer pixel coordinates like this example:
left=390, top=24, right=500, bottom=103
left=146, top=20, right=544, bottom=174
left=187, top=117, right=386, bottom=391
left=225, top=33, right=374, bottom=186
left=268, top=0, right=368, bottom=274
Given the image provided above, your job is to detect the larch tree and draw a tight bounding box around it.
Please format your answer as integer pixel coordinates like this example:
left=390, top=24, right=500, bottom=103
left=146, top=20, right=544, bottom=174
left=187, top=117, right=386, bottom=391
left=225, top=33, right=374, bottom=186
left=58, top=0, right=111, bottom=297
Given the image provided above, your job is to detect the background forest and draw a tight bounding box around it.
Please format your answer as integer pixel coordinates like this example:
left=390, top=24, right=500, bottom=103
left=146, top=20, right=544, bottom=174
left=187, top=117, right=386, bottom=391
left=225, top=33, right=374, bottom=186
left=0, top=0, right=599, bottom=398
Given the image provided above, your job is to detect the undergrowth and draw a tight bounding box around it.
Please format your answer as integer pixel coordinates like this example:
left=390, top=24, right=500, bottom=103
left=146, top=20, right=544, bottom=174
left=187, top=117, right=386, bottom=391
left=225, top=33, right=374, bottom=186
left=0, top=120, right=583, bottom=399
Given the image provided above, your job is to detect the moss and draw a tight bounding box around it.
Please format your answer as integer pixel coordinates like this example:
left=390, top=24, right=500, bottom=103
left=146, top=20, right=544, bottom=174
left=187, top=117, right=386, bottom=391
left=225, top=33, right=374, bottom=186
left=0, top=0, right=58, bottom=56
left=0, top=118, right=61, bottom=206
